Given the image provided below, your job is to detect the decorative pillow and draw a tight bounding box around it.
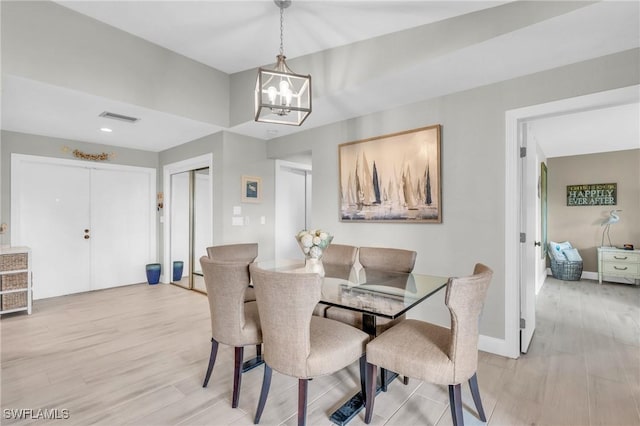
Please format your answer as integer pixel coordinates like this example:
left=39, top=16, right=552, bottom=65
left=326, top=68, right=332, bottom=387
left=563, top=248, right=582, bottom=262
left=549, top=241, right=572, bottom=261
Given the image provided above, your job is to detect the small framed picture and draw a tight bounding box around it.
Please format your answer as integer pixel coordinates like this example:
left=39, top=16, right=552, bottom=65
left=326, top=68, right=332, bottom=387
left=241, top=175, right=262, bottom=203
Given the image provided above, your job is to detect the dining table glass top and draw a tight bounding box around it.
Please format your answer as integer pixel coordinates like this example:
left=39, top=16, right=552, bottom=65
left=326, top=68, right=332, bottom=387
left=255, top=259, right=448, bottom=319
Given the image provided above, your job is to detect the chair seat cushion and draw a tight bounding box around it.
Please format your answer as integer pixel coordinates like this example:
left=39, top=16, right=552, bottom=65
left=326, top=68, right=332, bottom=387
left=312, top=302, right=330, bottom=317
left=306, top=316, right=369, bottom=378
left=325, top=306, right=405, bottom=335
left=366, top=319, right=455, bottom=385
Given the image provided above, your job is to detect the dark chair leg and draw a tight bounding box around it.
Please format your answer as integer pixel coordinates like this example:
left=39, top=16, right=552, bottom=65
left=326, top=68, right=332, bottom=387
left=359, top=355, right=367, bottom=399
left=403, top=376, right=410, bottom=385
left=449, top=384, right=464, bottom=426
left=254, top=365, right=272, bottom=424
left=202, top=338, right=219, bottom=387
left=380, top=368, right=388, bottom=392
left=468, top=373, right=486, bottom=421
left=364, top=363, right=377, bottom=424
left=256, top=344, right=262, bottom=359
left=232, top=346, right=244, bottom=408
left=298, top=379, right=308, bottom=426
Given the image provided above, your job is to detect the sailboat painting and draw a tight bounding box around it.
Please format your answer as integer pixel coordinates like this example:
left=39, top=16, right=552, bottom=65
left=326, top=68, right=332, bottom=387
left=339, top=125, right=441, bottom=223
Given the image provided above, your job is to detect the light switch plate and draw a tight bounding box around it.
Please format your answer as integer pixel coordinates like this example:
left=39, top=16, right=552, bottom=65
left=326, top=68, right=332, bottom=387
left=233, top=206, right=242, bottom=215
left=232, top=216, right=244, bottom=226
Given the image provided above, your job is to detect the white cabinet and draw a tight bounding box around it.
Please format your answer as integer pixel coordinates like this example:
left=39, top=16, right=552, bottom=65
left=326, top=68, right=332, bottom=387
left=0, top=246, right=32, bottom=315
left=597, top=247, right=640, bottom=285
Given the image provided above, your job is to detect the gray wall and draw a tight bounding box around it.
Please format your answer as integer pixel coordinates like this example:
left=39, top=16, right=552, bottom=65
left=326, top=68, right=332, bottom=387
left=548, top=149, right=640, bottom=272
left=158, top=131, right=276, bottom=261
left=266, top=48, right=640, bottom=340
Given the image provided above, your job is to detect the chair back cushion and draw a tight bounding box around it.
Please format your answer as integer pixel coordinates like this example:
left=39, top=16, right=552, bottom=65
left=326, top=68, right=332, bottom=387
left=323, top=244, right=358, bottom=279
left=250, top=265, right=321, bottom=377
left=207, top=243, right=258, bottom=263
left=445, top=263, right=493, bottom=382
left=200, top=256, right=260, bottom=346
left=359, top=247, right=417, bottom=273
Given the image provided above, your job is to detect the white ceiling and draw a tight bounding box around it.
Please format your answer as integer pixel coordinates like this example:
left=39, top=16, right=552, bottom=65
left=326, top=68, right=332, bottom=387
left=2, top=0, right=639, bottom=153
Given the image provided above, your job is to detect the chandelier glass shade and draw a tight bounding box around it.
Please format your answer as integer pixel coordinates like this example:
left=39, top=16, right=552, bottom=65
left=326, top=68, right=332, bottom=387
left=254, top=0, right=311, bottom=126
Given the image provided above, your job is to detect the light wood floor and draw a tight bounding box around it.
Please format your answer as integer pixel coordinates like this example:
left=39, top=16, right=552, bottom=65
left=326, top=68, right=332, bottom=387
left=1, top=277, right=639, bottom=425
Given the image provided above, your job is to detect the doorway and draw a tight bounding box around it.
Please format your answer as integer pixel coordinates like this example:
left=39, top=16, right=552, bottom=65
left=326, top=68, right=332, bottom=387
left=11, top=154, right=156, bottom=299
left=505, top=85, right=639, bottom=358
left=275, top=159, right=311, bottom=259
left=163, top=154, right=213, bottom=292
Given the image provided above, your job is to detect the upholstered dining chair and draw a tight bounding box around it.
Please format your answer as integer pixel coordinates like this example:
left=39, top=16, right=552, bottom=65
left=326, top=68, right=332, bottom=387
left=325, top=246, right=417, bottom=335
left=207, top=243, right=258, bottom=302
left=313, top=243, right=358, bottom=317
left=199, top=256, right=262, bottom=408
left=250, top=264, right=369, bottom=426
left=364, top=263, right=493, bottom=426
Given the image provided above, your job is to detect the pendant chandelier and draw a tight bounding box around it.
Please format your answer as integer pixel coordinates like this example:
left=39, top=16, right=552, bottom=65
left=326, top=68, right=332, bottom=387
left=254, top=0, right=311, bottom=126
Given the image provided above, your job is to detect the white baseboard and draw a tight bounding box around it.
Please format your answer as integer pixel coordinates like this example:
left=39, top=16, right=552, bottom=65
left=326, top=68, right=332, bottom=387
left=479, top=335, right=518, bottom=359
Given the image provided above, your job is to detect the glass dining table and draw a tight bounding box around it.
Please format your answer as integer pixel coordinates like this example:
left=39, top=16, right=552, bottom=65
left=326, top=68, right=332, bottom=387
left=255, top=259, right=449, bottom=425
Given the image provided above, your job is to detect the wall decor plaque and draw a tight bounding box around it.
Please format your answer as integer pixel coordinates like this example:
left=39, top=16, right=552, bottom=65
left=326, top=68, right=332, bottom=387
left=566, top=183, right=617, bottom=206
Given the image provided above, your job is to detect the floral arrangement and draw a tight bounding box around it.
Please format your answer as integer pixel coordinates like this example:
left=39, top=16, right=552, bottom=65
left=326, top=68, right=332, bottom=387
left=295, top=229, right=333, bottom=259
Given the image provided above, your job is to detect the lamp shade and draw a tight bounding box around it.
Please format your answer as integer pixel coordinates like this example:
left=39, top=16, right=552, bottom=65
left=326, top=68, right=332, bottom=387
left=255, top=55, right=312, bottom=126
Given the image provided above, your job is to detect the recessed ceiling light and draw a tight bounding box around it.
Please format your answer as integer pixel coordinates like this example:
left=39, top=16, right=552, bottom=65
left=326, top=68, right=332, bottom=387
left=100, top=128, right=113, bottom=133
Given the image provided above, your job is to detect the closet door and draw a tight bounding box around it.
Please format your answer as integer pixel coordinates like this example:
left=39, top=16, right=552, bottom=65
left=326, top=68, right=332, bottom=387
left=12, top=155, right=155, bottom=299
left=14, top=161, right=92, bottom=299
left=91, top=168, right=153, bottom=290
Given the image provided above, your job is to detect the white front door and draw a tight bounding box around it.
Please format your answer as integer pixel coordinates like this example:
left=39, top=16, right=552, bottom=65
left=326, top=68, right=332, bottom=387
left=12, top=155, right=156, bottom=299
left=14, top=161, right=92, bottom=299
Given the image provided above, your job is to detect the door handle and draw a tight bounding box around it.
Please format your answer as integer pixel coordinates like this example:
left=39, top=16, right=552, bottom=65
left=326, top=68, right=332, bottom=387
left=534, top=241, right=541, bottom=247
left=84, top=235, right=90, bottom=239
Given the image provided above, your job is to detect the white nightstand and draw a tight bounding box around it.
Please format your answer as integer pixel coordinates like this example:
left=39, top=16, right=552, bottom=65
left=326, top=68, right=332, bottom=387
left=597, top=246, right=640, bottom=285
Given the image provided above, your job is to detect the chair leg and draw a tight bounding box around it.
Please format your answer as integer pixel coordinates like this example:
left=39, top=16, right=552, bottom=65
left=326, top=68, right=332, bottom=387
left=364, top=363, right=377, bottom=424
left=403, top=376, right=410, bottom=385
left=380, top=368, right=388, bottom=392
left=359, top=355, right=367, bottom=399
left=448, top=384, right=464, bottom=426
left=254, top=365, right=272, bottom=424
left=232, top=346, right=244, bottom=408
left=202, top=338, right=219, bottom=388
left=468, top=373, right=486, bottom=421
left=298, top=379, right=308, bottom=426
left=256, top=343, right=262, bottom=359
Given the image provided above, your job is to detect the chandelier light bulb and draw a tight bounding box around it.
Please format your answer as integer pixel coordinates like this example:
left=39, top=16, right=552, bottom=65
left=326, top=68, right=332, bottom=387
left=267, top=86, right=278, bottom=103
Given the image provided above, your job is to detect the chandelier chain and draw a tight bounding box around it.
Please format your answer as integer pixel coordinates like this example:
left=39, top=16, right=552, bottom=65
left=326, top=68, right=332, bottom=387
left=279, top=5, right=285, bottom=56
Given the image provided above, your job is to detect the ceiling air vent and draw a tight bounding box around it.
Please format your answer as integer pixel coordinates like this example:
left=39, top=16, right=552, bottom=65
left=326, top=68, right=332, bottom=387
left=99, top=111, right=140, bottom=123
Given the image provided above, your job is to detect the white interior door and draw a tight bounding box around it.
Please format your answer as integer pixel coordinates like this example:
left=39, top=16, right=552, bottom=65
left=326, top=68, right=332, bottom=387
left=520, top=123, right=537, bottom=353
left=275, top=161, right=311, bottom=259
left=13, top=160, right=92, bottom=299
left=91, top=168, right=153, bottom=290
left=12, top=155, right=155, bottom=299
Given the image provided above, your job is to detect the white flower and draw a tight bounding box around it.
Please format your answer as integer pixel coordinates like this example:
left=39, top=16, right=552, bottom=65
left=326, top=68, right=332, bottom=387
left=301, top=234, right=313, bottom=248
left=312, top=236, right=321, bottom=245
left=303, top=246, right=310, bottom=254
left=319, top=232, right=328, bottom=240
left=309, top=246, right=322, bottom=259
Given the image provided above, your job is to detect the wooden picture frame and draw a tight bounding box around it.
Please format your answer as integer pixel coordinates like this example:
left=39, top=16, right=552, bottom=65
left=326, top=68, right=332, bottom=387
left=339, top=124, right=442, bottom=223
left=241, top=175, right=262, bottom=203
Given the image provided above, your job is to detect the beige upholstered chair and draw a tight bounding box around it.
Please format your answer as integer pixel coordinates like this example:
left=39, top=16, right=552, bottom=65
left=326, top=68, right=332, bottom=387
left=364, top=263, right=494, bottom=426
left=250, top=264, right=369, bottom=426
left=199, top=257, right=262, bottom=408
left=207, top=243, right=258, bottom=302
left=313, top=244, right=358, bottom=317
left=325, top=246, right=417, bottom=334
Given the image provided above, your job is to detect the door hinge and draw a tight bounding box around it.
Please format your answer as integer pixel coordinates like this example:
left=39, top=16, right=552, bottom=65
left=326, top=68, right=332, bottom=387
left=520, top=147, right=527, bottom=158
left=520, top=318, right=526, bottom=329
left=520, top=233, right=526, bottom=243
